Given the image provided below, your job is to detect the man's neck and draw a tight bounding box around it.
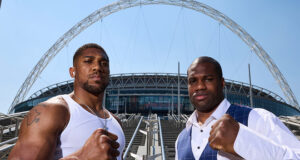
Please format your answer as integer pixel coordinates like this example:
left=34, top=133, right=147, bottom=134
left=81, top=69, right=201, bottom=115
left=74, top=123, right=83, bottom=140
left=196, top=100, right=224, bottom=125
left=72, top=88, right=104, bottom=112
left=196, top=110, right=215, bottom=125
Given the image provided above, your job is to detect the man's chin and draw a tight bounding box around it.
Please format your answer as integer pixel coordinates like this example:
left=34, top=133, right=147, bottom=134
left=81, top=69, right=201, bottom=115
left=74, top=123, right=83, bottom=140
left=194, top=103, right=216, bottom=113
left=82, top=82, right=107, bottom=95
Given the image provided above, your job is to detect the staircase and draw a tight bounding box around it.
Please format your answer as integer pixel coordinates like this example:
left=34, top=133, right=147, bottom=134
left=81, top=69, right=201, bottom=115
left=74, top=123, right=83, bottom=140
left=159, top=118, right=185, bottom=160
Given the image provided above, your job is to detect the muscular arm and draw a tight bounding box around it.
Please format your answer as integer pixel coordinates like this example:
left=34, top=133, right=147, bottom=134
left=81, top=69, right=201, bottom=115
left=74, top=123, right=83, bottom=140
left=209, top=110, right=300, bottom=160
left=8, top=101, right=69, bottom=160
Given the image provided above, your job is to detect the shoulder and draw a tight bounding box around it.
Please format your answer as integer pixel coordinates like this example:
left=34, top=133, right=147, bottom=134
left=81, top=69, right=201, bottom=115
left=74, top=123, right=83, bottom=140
left=24, top=95, right=70, bottom=132
left=229, top=104, right=253, bottom=112
left=248, top=108, right=285, bottom=133
left=35, top=95, right=69, bottom=119
left=250, top=108, right=278, bottom=122
left=8, top=95, right=70, bottom=159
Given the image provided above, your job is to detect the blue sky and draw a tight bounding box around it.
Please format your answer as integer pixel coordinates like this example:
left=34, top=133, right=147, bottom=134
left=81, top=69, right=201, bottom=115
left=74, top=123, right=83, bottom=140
left=0, top=0, right=299, bottom=114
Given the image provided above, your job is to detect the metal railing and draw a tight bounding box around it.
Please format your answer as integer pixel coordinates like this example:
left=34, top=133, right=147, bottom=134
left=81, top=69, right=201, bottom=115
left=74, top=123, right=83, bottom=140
left=168, top=114, right=185, bottom=128
left=158, top=117, right=165, bottom=160
left=180, top=114, right=189, bottom=123
left=123, top=116, right=144, bottom=159
left=0, top=137, right=18, bottom=152
left=0, top=137, right=18, bottom=159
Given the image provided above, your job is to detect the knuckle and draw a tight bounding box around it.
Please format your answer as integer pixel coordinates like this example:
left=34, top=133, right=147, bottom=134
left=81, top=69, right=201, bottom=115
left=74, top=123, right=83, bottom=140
left=219, top=121, right=226, bottom=128
left=217, top=132, right=224, bottom=139
left=113, top=149, right=120, bottom=156
left=100, top=134, right=109, bottom=141
left=98, top=128, right=107, bottom=134
left=214, top=131, right=223, bottom=141
left=208, top=136, right=212, bottom=142
left=209, top=141, right=215, bottom=148
left=113, top=142, right=120, bottom=148
left=100, top=143, right=110, bottom=151
left=209, top=129, right=213, bottom=135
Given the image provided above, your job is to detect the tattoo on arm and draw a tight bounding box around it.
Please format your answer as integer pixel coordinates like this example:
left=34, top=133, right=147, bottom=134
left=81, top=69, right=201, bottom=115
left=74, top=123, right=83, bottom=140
left=26, top=108, right=41, bottom=126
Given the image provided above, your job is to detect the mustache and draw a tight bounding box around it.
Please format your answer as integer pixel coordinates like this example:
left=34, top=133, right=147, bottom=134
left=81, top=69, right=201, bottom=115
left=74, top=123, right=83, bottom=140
left=192, top=91, right=208, bottom=97
left=88, top=72, right=108, bottom=78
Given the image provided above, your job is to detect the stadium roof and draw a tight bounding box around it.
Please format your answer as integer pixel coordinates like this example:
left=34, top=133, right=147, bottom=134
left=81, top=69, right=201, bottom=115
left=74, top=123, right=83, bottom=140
left=28, top=73, right=287, bottom=104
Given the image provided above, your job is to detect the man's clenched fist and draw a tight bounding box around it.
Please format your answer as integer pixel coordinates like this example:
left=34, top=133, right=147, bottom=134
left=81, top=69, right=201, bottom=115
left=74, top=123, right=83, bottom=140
left=61, top=128, right=120, bottom=160
left=208, top=114, right=241, bottom=157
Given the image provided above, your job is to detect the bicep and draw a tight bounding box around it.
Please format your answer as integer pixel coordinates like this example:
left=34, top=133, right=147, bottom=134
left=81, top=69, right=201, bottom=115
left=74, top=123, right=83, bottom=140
left=9, top=104, right=67, bottom=160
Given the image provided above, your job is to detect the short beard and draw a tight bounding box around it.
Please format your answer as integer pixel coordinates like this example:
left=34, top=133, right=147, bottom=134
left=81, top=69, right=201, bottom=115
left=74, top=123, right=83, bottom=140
left=82, top=81, right=108, bottom=96
left=192, top=92, right=224, bottom=113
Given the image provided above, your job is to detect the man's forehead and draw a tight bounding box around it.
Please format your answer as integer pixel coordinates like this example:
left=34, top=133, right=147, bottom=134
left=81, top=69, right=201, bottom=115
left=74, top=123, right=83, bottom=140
left=188, top=62, right=216, bottom=76
left=80, top=48, right=108, bottom=59
left=188, top=71, right=216, bottom=77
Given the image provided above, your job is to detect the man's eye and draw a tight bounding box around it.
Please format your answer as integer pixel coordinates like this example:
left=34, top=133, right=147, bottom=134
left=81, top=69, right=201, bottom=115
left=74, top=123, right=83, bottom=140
left=101, top=61, right=108, bottom=66
left=189, top=78, right=196, bottom=84
left=205, top=78, right=213, bottom=82
left=84, top=60, right=92, bottom=63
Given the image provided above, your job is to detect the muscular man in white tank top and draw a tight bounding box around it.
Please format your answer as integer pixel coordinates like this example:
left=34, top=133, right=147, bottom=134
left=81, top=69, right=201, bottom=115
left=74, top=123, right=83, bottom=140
left=9, top=43, right=125, bottom=160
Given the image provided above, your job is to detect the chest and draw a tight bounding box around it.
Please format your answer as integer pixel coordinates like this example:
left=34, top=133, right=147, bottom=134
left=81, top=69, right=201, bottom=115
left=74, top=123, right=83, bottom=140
left=58, top=113, right=125, bottom=158
left=191, top=124, right=242, bottom=160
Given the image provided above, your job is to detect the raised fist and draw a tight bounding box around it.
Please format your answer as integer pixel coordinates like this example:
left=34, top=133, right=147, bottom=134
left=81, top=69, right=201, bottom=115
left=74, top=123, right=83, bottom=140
left=208, top=114, right=240, bottom=157
left=61, top=128, right=120, bottom=160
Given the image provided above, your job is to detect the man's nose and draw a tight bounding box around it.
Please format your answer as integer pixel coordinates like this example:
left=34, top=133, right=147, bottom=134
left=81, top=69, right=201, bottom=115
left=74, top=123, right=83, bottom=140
left=92, top=63, right=102, bottom=72
left=196, top=80, right=206, bottom=91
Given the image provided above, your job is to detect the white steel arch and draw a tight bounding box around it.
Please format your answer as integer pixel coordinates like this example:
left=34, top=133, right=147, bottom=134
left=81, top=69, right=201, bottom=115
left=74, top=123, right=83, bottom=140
left=9, top=0, right=299, bottom=112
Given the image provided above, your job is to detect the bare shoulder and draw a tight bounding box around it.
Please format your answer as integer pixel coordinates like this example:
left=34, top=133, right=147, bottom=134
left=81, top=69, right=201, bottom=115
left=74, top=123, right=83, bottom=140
left=23, top=95, right=69, bottom=133
left=8, top=95, right=70, bottom=159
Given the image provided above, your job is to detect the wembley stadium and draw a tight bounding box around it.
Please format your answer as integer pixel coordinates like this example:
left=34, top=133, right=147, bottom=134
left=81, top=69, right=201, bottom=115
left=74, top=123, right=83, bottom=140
left=10, top=73, right=300, bottom=116
left=1, top=73, right=300, bottom=159
left=1, top=0, right=300, bottom=159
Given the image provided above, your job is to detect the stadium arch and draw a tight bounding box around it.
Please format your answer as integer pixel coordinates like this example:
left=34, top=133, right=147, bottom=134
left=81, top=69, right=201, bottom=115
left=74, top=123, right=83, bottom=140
left=8, top=0, right=299, bottom=113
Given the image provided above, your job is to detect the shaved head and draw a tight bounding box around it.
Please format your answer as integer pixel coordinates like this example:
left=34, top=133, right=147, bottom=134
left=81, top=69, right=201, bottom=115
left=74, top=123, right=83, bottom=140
left=188, top=56, right=223, bottom=79
left=73, top=43, right=109, bottom=66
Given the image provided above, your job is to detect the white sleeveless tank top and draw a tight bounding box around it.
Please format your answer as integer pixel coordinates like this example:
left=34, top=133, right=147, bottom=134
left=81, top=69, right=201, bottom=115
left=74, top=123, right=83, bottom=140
left=54, top=95, right=125, bottom=160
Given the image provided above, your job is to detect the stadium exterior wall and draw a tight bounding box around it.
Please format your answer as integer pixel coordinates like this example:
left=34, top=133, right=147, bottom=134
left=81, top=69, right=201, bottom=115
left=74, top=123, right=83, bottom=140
left=11, top=73, right=300, bottom=116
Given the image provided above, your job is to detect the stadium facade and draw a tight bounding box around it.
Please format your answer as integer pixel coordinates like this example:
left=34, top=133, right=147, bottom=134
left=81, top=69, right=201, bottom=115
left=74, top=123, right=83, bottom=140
left=10, top=73, right=300, bottom=116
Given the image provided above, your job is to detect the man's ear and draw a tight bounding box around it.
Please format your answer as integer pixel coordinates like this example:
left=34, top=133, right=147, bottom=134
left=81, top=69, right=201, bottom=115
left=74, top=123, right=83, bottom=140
left=221, top=77, right=225, bottom=88
left=69, top=67, right=75, bottom=78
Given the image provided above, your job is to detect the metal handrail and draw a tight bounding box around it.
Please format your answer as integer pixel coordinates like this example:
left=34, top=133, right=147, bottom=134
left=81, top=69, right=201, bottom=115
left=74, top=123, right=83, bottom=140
left=0, top=137, right=18, bottom=147
left=180, top=114, right=189, bottom=122
left=0, top=111, right=28, bottom=121
left=158, top=117, right=166, bottom=160
left=0, top=143, right=15, bottom=153
left=122, top=116, right=144, bottom=159
left=127, top=114, right=134, bottom=122
left=0, top=137, right=18, bottom=153
left=171, top=114, right=179, bottom=123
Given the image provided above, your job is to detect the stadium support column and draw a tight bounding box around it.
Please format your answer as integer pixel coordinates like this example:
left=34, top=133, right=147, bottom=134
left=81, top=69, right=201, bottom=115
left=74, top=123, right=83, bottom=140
left=125, top=98, right=127, bottom=114
left=178, top=62, right=181, bottom=120
left=248, top=64, right=254, bottom=108
left=117, top=87, right=120, bottom=114
left=172, top=84, right=174, bottom=115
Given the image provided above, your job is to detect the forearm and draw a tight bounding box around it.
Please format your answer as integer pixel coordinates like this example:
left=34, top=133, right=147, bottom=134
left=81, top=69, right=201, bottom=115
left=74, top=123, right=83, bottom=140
left=8, top=143, right=54, bottom=160
left=234, top=124, right=300, bottom=160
